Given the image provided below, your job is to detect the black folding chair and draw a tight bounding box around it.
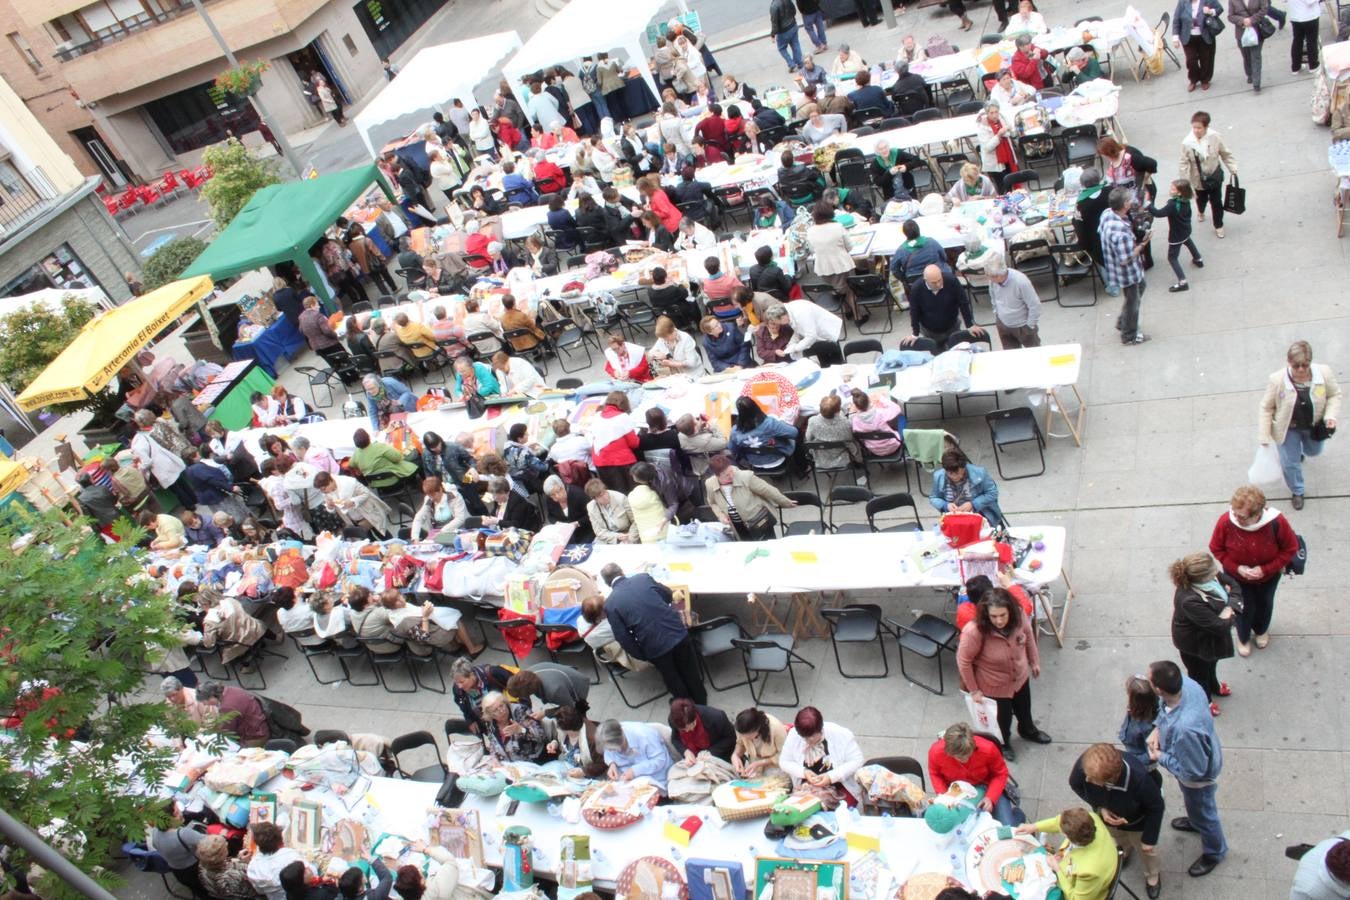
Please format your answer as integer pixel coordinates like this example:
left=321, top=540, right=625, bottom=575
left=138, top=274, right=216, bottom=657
left=391, top=730, right=448, bottom=782
left=821, top=604, right=889, bottom=678
left=985, top=407, right=1046, bottom=479
left=690, top=615, right=752, bottom=689
left=731, top=635, right=815, bottom=707
left=884, top=613, right=959, bottom=694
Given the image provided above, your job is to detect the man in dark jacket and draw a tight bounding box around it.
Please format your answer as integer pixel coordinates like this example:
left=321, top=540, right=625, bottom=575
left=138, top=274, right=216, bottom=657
left=600, top=564, right=706, bottom=703
left=1074, top=166, right=1112, bottom=275
left=847, top=69, right=895, bottom=117
left=747, top=245, right=793, bottom=299
left=750, top=98, right=786, bottom=132
left=670, top=166, right=720, bottom=227
left=1070, top=743, right=1165, bottom=896
left=902, top=265, right=983, bottom=347
left=648, top=266, right=696, bottom=329
left=769, top=0, right=804, bottom=72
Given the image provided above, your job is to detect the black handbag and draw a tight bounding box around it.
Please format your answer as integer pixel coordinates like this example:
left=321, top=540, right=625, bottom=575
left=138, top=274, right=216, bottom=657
left=465, top=391, right=487, bottom=419
left=1223, top=176, right=1246, bottom=215
left=1202, top=12, right=1226, bottom=35
left=1312, top=419, right=1337, bottom=440
left=1255, top=15, right=1276, bottom=38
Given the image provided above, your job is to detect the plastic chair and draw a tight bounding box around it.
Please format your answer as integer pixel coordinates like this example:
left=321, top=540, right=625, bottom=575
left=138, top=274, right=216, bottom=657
left=357, top=637, right=418, bottom=693
left=391, top=729, right=448, bottom=781
left=843, top=339, right=883, bottom=362
left=543, top=318, right=597, bottom=373
left=779, top=490, right=827, bottom=536
left=985, top=407, right=1046, bottom=479
left=828, top=484, right=875, bottom=533
left=866, top=492, right=923, bottom=532
left=265, top=738, right=299, bottom=754
left=536, top=624, right=601, bottom=684
left=731, top=635, right=815, bottom=707
left=821, top=604, right=889, bottom=678
left=288, top=628, right=345, bottom=685
left=313, top=729, right=351, bottom=747
left=690, top=615, right=752, bottom=690
left=884, top=613, right=960, bottom=694
left=121, top=842, right=193, bottom=899
left=529, top=661, right=592, bottom=706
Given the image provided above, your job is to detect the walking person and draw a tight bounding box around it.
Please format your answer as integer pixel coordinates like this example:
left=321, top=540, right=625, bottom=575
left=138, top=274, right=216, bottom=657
left=1146, top=180, right=1204, bottom=292
left=1172, top=0, right=1225, bottom=90
left=1168, top=551, right=1239, bottom=716
left=1146, top=659, right=1227, bottom=878
left=956, top=587, right=1052, bottom=762
left=1258, top=340, right=1341, bottom=508
left=1228, top=0, right=1271, bottom=92
left=1098, top=187, right=1150, bottom=345
left=769, top=0, right=805, bottom=73
left=1178, top=110, right=1238, bottom=238
left=1288, top=0, right=1322, bottom=72
left=985, top=253, right=1042, bottom=349
left=600, top=563, right=707, bottom=703
left=797, top=0, right=828, bottom=53
left=1209, top=484, right=1299, bottom=656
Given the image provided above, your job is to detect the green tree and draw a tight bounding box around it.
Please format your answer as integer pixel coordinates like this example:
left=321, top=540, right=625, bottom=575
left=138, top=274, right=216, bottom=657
left=0, top=512, right=193, bottom=898
left=199, top=136, right=282, bottom=230
left=140, top=236, right=209, bottom=292
left=0, top=295, right=97, bottom=391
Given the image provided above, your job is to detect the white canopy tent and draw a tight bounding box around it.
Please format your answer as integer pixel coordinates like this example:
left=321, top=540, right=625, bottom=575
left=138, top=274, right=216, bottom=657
left=353, top=31, right=524, bottom=158
left=0, top=285, right=113, bottom=320
left=501, top=0, right=677, bottom=119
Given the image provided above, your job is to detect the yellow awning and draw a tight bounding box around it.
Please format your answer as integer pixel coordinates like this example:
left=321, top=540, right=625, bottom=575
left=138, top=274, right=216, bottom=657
left=0, top=458, right=28, bottom=496
left=16, top=276, right=214, bottom=410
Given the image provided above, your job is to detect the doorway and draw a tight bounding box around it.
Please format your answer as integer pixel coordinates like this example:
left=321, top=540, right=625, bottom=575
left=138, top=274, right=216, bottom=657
left=287, top=39, right=352, bottom=111
left=72, top=126, right=129, bottom=187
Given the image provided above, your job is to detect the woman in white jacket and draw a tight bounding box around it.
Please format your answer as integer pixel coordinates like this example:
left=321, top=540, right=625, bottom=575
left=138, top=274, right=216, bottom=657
left=974, top=103, right=1016, bottom=179
left=778, top=706, right=864, bottom=806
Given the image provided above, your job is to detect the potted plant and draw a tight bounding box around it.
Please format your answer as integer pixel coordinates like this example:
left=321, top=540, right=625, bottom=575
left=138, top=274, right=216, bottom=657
left=214, top=59, right=270, bottom=98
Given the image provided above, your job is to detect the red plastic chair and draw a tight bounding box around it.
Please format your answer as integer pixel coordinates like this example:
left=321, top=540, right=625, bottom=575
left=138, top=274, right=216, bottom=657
left=182, top=168, right=207, bottom=190
left=117, top=190, right=141, bottom=216
left=157, top=170, right=181, bottom=198
left=135, top=184, right=164, bottom=208
left=103, top=195, right=120, bottom=216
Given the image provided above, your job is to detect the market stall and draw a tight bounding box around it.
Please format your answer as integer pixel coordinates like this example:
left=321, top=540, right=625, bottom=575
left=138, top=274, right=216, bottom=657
left=14, top=277, right=215, bottom=411
left=353, top=31, right=524, bottom=159
left=194, top=359, right=276, bottom=429
left=179, top=164, right=396, bottom=309
left=501, top=0, right=667, bottom=122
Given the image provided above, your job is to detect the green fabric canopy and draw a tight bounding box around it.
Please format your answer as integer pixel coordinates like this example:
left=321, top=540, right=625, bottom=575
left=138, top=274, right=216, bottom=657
left=181, top=163, right=395, bottom=306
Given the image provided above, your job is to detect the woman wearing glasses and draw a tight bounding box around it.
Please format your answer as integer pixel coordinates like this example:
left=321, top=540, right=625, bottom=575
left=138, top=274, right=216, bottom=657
left=1208, top=484, right=1299, bottom=659
left=1258, top=340, right=1341, bottom=510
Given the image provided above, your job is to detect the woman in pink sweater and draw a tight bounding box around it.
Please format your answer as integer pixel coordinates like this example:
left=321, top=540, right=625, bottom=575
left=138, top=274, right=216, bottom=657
left=956, top=588, right=1051, bottom=762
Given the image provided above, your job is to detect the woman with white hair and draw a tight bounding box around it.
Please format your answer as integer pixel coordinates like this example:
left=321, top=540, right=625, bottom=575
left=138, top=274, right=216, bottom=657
left=291, top=435, right=339, bottom=476
left=596, top=719, right=674, bottom=791
left=975, top=104, right=1017, bottom=181
left=361, top=373, right=418, bottom=432
left=543, top=474, right=594, bottom=542
left=313, top=470, right=393, bottom=537
left=428, top=147, right=462, bottom=216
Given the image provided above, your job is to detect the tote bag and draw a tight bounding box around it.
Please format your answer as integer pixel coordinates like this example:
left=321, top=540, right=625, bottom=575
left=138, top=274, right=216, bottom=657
left=963, top=691, right=1001, bottom=739
left=1223, top=176, right=1246, bottom=215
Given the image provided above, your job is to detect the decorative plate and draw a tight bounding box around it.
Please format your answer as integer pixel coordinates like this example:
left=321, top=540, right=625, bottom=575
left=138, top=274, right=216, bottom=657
left=739, top=371, right=800, bottom=422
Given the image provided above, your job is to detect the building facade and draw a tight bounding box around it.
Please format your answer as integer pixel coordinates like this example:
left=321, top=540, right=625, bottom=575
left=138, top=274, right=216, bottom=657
left=4, top=0, right=450, bottom=182
left=0, top=74, right=139, bottom=302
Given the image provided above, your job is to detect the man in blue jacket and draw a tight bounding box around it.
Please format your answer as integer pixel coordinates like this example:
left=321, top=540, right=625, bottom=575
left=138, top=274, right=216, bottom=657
left=1148, top=659, right=1226, bottom=878
left=500, top=160, right=538, bottom=207
left=846, top=68, right=895, bottom=117
left=929, top=449, right=1004, bottom=526
left=600, top=564, right=706, bottom=703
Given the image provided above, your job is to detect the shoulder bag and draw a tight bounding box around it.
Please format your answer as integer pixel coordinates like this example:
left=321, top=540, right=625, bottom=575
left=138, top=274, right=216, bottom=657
left=1270, top=519, right=1307, bottom=575
left=1222, top=176, right=1246, bottom=215
left=1202, top=12, right=1226, bottom=36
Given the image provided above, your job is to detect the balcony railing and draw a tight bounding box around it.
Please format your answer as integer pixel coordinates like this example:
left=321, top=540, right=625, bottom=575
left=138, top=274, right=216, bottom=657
left=0, top=167, right=66, bottom=235
left=53, top=1, right=195, bottom=61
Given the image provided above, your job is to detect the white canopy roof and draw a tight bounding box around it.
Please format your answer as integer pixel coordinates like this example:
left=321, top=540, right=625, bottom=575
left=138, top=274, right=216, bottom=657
left=0, top=285, right=113, bottom=320
left=354, top=31, right=523, bottom=157
left=501, top=0, right=671, bottom=114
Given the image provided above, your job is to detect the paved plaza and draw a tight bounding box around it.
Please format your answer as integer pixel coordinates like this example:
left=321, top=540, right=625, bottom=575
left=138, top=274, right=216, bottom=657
left=115, top=0, right=1350, bottom=896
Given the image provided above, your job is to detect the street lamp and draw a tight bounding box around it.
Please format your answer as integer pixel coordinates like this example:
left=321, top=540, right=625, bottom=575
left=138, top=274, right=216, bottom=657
left=188, top=0, right=305, bottom=178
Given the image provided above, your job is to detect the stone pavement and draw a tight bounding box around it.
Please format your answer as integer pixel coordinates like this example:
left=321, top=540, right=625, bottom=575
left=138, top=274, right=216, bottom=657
left=109, top=0, right=1350, bottom=897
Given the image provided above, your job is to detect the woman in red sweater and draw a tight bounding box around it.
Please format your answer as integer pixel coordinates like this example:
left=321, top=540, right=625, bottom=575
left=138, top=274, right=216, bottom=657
left=1208, top=484, right=1298, bottom=658
left=590, top=390, right=639, bottom=492
left=637, top=174, right=683, bottom=233
left=602, top=334, right=652, bottom=383
left=927, top=722, right=1017, bottom=825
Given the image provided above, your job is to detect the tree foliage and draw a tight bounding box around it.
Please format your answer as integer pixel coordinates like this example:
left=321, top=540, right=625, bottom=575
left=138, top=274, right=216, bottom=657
left=141, top=237, right=209, bottom=292
left=0, top=511, right=194, bottom=898
left=0, top=296, right=97, bottom=391
left=199, top=136, right=282, bottom=230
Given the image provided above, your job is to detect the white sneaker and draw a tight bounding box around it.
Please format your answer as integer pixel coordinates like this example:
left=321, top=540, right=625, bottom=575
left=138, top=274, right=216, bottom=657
left=1236, top=640, right=1252, bottom=657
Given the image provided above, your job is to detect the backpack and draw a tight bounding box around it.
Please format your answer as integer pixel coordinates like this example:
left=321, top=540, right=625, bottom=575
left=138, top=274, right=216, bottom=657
left=1271, top=520, right=1307, bottom=576
left=925, top=34, right=955, bottom=57
left=579, top=63, right=601, bottom=95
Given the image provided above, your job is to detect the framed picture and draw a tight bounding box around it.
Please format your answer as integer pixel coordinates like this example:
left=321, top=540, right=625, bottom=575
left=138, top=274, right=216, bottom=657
left=327, top=818, right=368, bottom=863
left=753, top=857, right=849, bottom=900
left=248, top=793, right=277, bottom=828
left=287, top=799, right=323, bottom=852
left=427, top=807, right=484, bottom=867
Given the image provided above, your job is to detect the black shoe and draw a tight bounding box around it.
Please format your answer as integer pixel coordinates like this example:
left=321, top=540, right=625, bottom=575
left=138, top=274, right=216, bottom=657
left=1020, top=729, right=1053, bottom=744
left=1171, top=817, right=1197, bottom=832
left=1188, top=854, right=1222, bottom=877
left=1002, top=742, right=1017, bottom=762
left=1169, top=282, right=1189, bottom=292
left=1146, top=874, right=1162, bottom=898
left=1123, top=334, right=1151, bottom=345
left=1192, top=258, right=1205, bottom=268
left=1292, top=494, right=1305, bottom=510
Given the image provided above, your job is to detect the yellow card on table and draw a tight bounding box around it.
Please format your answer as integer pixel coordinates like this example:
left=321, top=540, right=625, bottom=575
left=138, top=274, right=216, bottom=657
left=668, top=562, right=693, bottom=572
left=664, top=820, right=693, bottom=846
left=1049, top=353, right=1077, bottom=366
left=846, top=830, right=881, bottom=852
left=790, top=551, right=818, bottom=564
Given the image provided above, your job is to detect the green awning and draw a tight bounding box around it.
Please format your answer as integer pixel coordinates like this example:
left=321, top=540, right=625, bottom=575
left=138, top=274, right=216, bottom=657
left=181, top=163, right=395, bottom=303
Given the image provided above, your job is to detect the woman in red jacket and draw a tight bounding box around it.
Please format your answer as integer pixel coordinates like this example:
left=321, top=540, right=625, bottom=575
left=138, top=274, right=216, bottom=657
left=637, top=174, right=683, bottom=233
left=1208, top=484, right=1298, bottom=658
left=927, top=722, right=1017, bottom=825
left=590, top=389, right=640, bottom=491
left=956, top=588, right=1051, bottom=762
left=602, top=334, right=652, bottom=383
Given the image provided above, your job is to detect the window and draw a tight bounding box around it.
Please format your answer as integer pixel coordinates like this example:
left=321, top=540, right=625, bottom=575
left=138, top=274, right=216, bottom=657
left=144, top=80, right=260, bottom=155
left=0, top=243, right=100, bottom=298
left=8, top=33, right=43, bottom=73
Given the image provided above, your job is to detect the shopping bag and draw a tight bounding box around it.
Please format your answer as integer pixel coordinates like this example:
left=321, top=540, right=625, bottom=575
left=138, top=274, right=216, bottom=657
left=1239, top=25, right=1259, bottom=46
left=963, top=691, right=1001, bottom=739
left=1223, top=176, right=1246, bottom=215
left=1246, top=443, right=1282, bottom=485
